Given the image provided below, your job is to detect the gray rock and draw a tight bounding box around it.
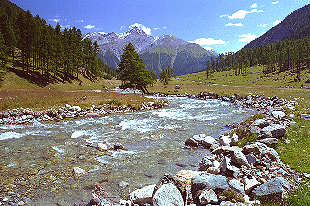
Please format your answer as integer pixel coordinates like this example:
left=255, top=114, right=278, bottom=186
left=199, top=158, right=213, bottom=171
left=301, top=114, right=310, bottom=120
left=219, top=135, right=231, bottom=146
left=185, top=137, right=199, bottom=147
left=244, top=177, right=260, bottom=194
left=130, top=184, right=156, bottom=205
left=200, top=136, right=217, bottom=149
left=199, top=189, right=218, bottom=204
left=119, top=181, right=129, bottom=188
left=192, top=172, right=229, bottom=192
left=228, top=179, right=245, bottom=195
left=272, top=111, right=286, bottom=119
left=252, top=177, right=290, bottom=197
left=207, top=167, right=221, bottom=175
left=252, top=119, right=269, bottom=128
left=213, top=146, right=249, bottom=167
left=230, top=133, right=239, bottom=146
left=220, top=201, right=246, bottom=206
left=71, top=105, right=82, bottom=112
left=258, top=138, right=278, bottom=147
left=72, top=167, right=87, bottom=178
left=260, top=124, right=286, bottom=139
left=245, top=153, right=259, bottom=165
left=220, top=157, right=240, bottom=177
left=152, top=183, right=184, bottom=206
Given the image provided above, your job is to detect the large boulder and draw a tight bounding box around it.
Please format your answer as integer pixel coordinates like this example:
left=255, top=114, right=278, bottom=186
left=252, top=177, right=290, bottom=197
left=258, top=138, right=278, bottom=147
left=72, top=167, right=87, bottom=178
left=152, top=183, right=184, bottom=206
left=186, top=134, right=217, bottom=149
left=244, top=177, right=260, bottom=194
left=243, top=142, right=280, bottom=162
left=130, top=184, right=156, bottom=205
left=213, top=146, right=249, bottom=167
left=220, top=157, right=240, bottom=177
left=200, top=135, right=217, bottom=149
left=250, top=119, right=269, bottom=134
left=191, top=172, right=229, bottom=196
left=228, top=179, right=245, bottom=195
left=199, top=189, right=218, bottom=204
left=272, top=111, right=286, bottom=119
left=252, top=119, right=269, bottom=129
left=185, top=137, right=199, bottom=147
left=259, top=124, right=286, bottom=139
left=219, top=135, right=231, bottom=146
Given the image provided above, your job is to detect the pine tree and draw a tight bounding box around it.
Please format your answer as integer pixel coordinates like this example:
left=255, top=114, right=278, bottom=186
left=118, top=43, right=155, bottom=93
left=0, top=32, right=7, bottom=66
left=159, top=66, right=172, bottom=85
left=0, top=9, right=16, bottom=61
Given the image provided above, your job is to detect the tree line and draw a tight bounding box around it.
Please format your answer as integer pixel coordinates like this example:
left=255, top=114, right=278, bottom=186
left=0, top=6, right=117, bottom=82
left=206, top=36, right=310, bottom=80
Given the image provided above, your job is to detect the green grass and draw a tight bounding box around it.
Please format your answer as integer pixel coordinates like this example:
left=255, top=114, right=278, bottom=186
left=276, top=118, right=310, bottom=174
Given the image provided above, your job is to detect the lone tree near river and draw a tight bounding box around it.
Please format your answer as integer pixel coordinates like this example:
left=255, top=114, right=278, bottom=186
left=117, top=43, right=156, bottom=94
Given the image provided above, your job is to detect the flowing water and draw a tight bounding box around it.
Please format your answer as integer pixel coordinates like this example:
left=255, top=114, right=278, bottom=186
left=0, top=96, right=254, bottom=205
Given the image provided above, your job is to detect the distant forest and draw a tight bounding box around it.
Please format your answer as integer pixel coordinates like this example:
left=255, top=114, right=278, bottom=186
left=207, top=36, right=310, bottom=81
left=0, top=0, right=117, bottom=83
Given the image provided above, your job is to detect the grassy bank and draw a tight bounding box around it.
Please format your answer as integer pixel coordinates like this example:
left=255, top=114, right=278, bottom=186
left=0, top=70, right=149, bottom=111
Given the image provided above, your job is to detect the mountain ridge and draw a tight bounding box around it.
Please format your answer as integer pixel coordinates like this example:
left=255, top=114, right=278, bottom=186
left=84, top=27, right=216, bottom=76
left=244, top=4, right=310, bottom=49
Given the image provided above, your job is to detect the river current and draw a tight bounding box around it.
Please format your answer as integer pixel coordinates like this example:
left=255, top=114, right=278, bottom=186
left=0, top=96, right=254, bottom=205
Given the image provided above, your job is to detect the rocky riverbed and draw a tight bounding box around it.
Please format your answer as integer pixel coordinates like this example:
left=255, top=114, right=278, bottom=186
left=0, top=93, right=256, bottom=205
left=0, top=101, right=167, bottom=126
left=87, top=92, right=309, bottom=206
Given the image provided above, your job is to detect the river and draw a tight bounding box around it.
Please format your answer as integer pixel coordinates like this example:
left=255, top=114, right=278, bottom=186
left=0, top=96, right=254, bottom=205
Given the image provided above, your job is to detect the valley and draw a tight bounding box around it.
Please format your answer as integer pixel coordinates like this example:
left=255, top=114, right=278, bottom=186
left=0, top=0, right=310, bottom=205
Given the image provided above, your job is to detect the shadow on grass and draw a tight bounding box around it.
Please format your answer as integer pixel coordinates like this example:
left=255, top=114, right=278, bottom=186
left=5, top=62, right=80, bottom=87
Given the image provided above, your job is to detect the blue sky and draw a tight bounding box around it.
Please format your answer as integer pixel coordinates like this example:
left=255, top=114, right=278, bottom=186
left=10, top=0, right=310, bottom=53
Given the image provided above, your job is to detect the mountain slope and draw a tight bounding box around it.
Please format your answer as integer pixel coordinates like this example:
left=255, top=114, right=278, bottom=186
left=85, top=28, right=216, bottom=76
left=244, top=4, right=310, bottom=49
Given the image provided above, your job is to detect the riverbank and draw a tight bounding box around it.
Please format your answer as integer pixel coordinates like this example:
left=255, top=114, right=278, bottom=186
left=0, top=87, right=309, bottom=205
left=87, top=92, right=310, bottom=206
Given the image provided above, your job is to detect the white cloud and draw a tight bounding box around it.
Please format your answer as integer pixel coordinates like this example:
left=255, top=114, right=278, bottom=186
left=272, top=1, right=279, bottom=5
left=258, top=24, right=268, bottom=27
left=228, top=10, right=249, bottom=19
left=225, top=22, right=243, bottom=27
left=226, top=8, right=263, bottom=19
left=220, top=14, right=229, bottom=18
left=203, top=46, right=213, bottom=51
left=129, top=23, right=152, bottom=35
left=273, top=20, right=281, bottom=26
left=84, top=24, right=96, bottom=29
left=239, top=33, right=257, bottom=43
left=162, top=26, right=167, bottom=29
left=49, top=18, right=60, bottom=23
left=153, top=27, right=160, bottom=30
left=190, top=38, right=225, bottom=46
left=250, top=3, right=257, bottom=8
left=250, top=9, right=264, bottom=13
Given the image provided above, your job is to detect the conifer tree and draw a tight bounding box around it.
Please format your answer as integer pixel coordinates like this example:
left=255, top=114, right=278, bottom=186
left=118, top=43, right=155, bottom=93
left=0, top=32, right=7, bottom=66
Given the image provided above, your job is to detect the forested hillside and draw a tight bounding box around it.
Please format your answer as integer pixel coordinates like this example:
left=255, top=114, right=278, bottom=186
left=244, top=4, right=310, bottom=49
left=0, top=0, right=116, bottom=85
left=206, top=36, right=310, bottom=83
